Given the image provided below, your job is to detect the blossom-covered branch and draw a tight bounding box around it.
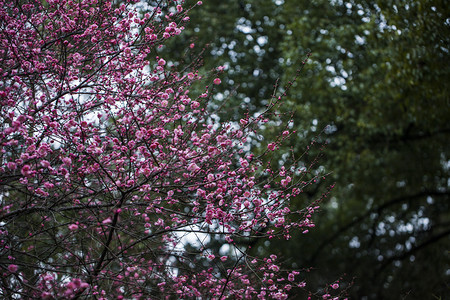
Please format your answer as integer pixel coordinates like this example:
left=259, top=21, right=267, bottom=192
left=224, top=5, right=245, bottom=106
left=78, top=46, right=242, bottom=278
left=0, top=0, right=330, bottom=299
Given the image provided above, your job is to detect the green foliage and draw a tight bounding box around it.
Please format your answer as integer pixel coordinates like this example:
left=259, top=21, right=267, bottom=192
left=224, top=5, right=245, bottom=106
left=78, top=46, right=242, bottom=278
left=274, top=0, right=450, bottom=298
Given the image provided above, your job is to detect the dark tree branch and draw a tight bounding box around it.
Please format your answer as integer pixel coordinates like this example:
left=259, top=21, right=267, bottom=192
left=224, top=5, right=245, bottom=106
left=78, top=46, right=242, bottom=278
left=309, top=190, right=449, bottom=264
left=378, top=228, right=450, bottom=273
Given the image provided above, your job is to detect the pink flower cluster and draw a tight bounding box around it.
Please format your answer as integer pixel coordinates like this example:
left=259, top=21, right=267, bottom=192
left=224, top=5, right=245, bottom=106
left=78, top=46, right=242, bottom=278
left=0, top=0, right=329, bottom=298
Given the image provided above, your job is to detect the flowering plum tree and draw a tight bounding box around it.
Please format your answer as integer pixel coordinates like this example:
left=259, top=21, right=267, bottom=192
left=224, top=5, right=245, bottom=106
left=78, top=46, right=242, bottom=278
left=0, top=0, right=330, bottom=298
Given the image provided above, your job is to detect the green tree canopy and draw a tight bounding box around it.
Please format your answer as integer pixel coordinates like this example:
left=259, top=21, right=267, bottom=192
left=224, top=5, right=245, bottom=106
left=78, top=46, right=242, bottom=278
left=275, top=0, right=449, bottom=298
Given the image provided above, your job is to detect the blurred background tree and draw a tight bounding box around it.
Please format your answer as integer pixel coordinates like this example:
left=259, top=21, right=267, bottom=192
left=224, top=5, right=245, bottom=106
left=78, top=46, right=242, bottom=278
left=159, top=0, right=286, bottom=118
left=159, top=0, right=450, bottom=298
left=276, top=0, right=449, bottom=298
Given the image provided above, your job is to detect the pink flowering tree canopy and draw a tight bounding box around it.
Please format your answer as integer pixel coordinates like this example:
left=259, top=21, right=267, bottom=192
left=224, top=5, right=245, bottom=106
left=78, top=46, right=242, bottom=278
left=0, top=0, right=333, bottom=299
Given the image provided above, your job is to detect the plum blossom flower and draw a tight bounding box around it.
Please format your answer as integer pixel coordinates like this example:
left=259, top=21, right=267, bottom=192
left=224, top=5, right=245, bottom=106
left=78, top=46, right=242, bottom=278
left=158, top=58, right=166, bottom=66
left=8, top=264, right=18, bottom=273
left=190, top=101, right=200, bottom=109
left=37, top=144, right=50, bottom=156
left=240, top=157, right=249, bottom=168
left=68, top=224, right=78, bottom=231
left=61, top=157, right=72, bottom=166
left=281, top=176, right=291, bottom=187
left=135, top=129, right=145, bottom=140
left=213, top=78, right=221, bottom=85
left=21, top=164, right=32, bottom=176
left=187, top=163, right=200, bottom=172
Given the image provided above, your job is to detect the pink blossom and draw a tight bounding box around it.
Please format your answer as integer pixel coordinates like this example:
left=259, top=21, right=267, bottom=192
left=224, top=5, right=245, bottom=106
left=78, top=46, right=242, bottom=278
left=190, top=101, right=200, bottom=109
left=21, top=164, right=32, bottom=176
left=187, top=162, right=200, bottom=172
left=135, top=129, right=145, bottom=140
left=68, top=224, right=78, bottom=231
left=7, top=162, right=16, bottom=170
left=268, top=143, right=276, bottom=151
left=281, top=176, right=291, bottom=187
left=102, top=217, right=112, bottom=224
left=37, top=144, right=50, bottom=155
left=41, top=292, right=52, bottom=299
left=8, top=264, right=18, bottom=273
left=158, top=58, right=166, bottom=66
left=61, top=157, right=72, bottom=166
left=0, top=1, right=327, bottom=297
left=240, top=158, right=249, bottom=168
left=44, top=182, right=54, bottom=189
